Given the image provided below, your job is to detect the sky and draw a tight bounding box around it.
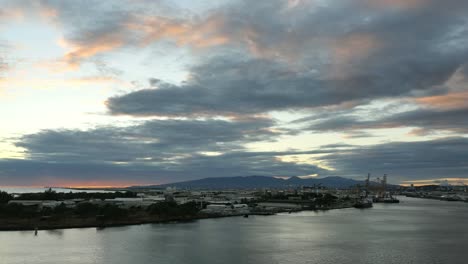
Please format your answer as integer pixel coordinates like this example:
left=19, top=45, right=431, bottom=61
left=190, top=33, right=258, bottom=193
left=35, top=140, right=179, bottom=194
left=0, top=0, right=467, bottom=187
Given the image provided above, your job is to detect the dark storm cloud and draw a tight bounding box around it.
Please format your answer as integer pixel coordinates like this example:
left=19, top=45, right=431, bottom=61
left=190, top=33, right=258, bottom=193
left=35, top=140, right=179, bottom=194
left=0, top=151, right=328, bottom=186
left=1, top=117, right=330, bottom=185
left=0, top=159, right=158, bottom=185
left=5, top=134, right=468, bottom=185
left=107, top=58, right=337, bottom=116
left=106, top=0, right=468, bottom=117
left=305, top=106, right=468, bottom=134
left=16, top=118, right=277, bottom=163
left=7, top=0, right=467, bottom=104
left=318, top=137, right=468, bottom=182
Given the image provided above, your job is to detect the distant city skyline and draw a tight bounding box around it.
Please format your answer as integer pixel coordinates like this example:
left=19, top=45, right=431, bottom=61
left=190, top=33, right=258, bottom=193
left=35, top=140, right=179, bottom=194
left=1, top=0, right=467, bottom=187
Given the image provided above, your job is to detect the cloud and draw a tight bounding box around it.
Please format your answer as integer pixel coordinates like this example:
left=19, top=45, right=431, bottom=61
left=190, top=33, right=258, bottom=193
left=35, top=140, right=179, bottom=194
left=415, top=91, right=468, bottom=110
left=0, top=5, right=24, bottom=21
left=106, top=58, right=333, bottom=117
left=48, top=2, right=133, bottom=68
left=317, top=137, right=468, bottom=182
left=8, top=0, right=468, bottom=72
left=16, top=118, right=278, bottom=163
left=331, top=33, right=380, bottom=66
left=0, top=43, right=15, bottom=87
left=3, top=75, right=126, bottom=88
left=5, top=131, right=467, bottom=185
left=2, top=0, right=468, bottom=186
left=105, top=47, right=462, bottom=117
left=104, top=0, right=468, bottom=117
left=0, top=151, right=327, bottom=186
left=0, top=159, right=158, bottom=186
left=0, top=118, right=332, bottom=185
left=19, top=1, right=231, bottom=68
left=304, top=101, right=468, bottom=134
left=127, top=15, right=229, bottom=48
left=364, top=0, right=428, bottom=10
left=59, top=35, right=126, bottom=69
left=0, top=57, right=7, bottom=74
left=401, top=178, right=468, bottom=186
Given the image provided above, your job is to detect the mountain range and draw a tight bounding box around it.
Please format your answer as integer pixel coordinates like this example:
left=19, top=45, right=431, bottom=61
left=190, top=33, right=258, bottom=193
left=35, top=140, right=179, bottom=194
left=131, top=175, right=388, bottom=189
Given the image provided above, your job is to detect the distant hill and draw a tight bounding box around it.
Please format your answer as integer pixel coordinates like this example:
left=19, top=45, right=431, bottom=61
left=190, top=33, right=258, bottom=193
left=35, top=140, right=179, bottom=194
left=131, top=175, right=379, bottom=189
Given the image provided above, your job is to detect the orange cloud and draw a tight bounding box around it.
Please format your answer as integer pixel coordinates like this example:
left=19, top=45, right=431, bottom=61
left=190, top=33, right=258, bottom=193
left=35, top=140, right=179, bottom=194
left=333, top=33, right=380, bottom=64
left=38, top=6, right=58, bottom=20
left=59, top=36, right=125, bottom=69
left=242, top=28, right=288, bottom=60
left=407, top=128, right=432, bottom=137
left=34, top=58, right=80, bottom=73
left=0, top=8, right=24, bottom=21
left=56, top=15, right=230, bottom=69
left=1, top=76, right=126, bottom=90
left=365, top=0, right=427, bottom=10
left=41, top=179, right=148, bottom=188
left=329, top=33, right=381, bottom=78
left=415, top=91, right=468, bottom=110
left=128, top=15, right=229, bottom=49
left=401, top=177, right=468, bottom=186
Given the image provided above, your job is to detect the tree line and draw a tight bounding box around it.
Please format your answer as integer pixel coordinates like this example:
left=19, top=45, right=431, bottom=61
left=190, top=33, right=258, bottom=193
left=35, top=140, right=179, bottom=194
left=11, top=188, right=138, bottom=201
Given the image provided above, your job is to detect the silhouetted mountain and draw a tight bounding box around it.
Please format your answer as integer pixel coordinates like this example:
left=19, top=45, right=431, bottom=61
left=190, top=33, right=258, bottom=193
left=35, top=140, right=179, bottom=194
left=132, top=175, right=380, bottom=189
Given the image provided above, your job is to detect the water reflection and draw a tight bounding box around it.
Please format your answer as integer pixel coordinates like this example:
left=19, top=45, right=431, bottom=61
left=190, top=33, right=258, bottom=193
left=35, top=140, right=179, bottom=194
left=45, top=229, right=64, bottom=237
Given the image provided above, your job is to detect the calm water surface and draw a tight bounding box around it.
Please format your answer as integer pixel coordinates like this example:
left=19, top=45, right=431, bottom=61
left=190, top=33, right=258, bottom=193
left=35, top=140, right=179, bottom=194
left=1, top=197, right=467, bottom=264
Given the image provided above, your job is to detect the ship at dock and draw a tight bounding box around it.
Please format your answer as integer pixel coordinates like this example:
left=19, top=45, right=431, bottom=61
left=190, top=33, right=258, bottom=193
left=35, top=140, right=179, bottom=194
left=353, top=174, right=373, bottom=208
left=353, top=198, right=373, bottom=208
left=371, top=174, right=400, bottom=203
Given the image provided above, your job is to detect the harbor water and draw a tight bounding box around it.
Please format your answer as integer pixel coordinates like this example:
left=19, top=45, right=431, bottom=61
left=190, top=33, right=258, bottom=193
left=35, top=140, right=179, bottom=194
left=1, top=197, right=467, bottom=264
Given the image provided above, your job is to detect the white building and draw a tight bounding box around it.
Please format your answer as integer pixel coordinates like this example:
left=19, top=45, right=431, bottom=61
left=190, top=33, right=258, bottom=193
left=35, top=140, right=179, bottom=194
left=202, top=203, right=250, bottom=215
left=8, top=200, right=62, bottom=209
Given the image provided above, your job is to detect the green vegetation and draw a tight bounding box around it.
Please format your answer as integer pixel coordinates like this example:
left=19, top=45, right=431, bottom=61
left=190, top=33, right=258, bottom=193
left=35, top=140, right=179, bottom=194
left=74, top=203, right=129, bottom=219
left=147, top=201, right=199, bottom=217
left=0, top=190, right=201, bottom=230
left=314, top=193, right=338, bottom=206
left=261, top=191, right=338, bottom=204
left=15, top=189, right=137, bottom=201
left=0, top=191, right=13, bottom=204
left=0, top=203, right=38, bottom=218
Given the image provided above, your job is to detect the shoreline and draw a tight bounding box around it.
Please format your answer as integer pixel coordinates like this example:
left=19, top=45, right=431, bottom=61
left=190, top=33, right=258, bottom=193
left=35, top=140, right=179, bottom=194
left=0, top=214, right=218, bottom=232
left=0, top=213, right=277, bottom=232
left=0, top=205, right=354, bottom=232
left=405, top=195, right=468, bottom=202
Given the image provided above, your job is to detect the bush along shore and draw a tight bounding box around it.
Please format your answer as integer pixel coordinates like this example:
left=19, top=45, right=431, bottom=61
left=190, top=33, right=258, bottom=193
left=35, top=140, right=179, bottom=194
left=0, top=190, right=205, bottom=230
left=0, top=201, right=203, bottom=231
left=0, top=189, right=356, bottom=231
